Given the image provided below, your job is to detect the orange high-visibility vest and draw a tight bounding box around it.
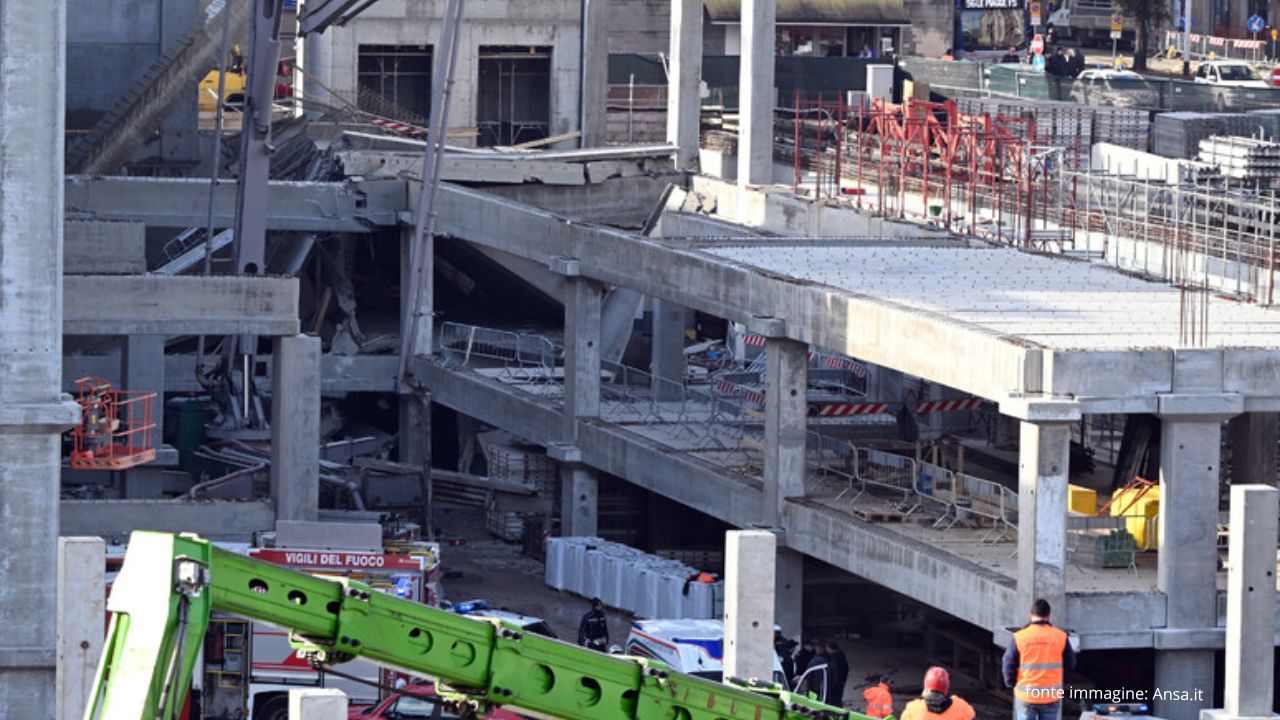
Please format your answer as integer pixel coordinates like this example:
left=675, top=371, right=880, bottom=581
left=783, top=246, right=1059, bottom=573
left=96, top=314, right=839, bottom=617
left=901, top=695, right=975, bottom=720
left=1014, top=622, right=1068, bottom=704
left=864, top=683, right=894, bottom=718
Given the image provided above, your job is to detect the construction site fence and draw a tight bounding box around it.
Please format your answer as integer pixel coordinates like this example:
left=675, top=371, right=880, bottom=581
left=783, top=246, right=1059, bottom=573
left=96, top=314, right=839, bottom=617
left=902, top=57, right=1280, bottom=113
left=1165, top=30, right=1273, bottom=64
left=438, top=322, right=558, bottom=383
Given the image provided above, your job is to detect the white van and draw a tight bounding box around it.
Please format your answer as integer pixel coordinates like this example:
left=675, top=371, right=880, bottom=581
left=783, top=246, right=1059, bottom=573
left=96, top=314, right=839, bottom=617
left=625, top=619, right=820, bottom=691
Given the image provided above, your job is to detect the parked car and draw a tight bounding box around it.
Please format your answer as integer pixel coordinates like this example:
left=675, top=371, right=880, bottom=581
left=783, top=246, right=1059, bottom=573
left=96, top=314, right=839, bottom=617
left=348, top=683, right=523, bottom=720
left=1194, top=61, right=1269, bottom=88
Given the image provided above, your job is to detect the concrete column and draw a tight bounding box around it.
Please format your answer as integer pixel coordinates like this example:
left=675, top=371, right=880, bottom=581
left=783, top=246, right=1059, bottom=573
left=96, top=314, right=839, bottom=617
left=398, top=395, right=429, bottom=467
left=774, top=547, right=804, bottom=640
left=580, top=0, right=610, bottom=147
left=650, top=298, right=686, bottom=401
left=0, top=0, right=75, bottom=714
left=736, top=0, right=776, bottom=187
left=763, top=337, right=807, bottom=527
left=666, top=0, right=704, bottom=171
left=123, top=334, right=167, bottom=497
left=563, top=279, right=603, bottom=442
left=271, top=334, right=321, bottom=522
left=400, top=225, right=432, bottom=358
left=159, top=0, right=200, bottom=165
left=1228, top=413, right=1277, bottom=486
left=1219, top=485, right=1279, bottom=719
left=1016, top=421, right=1070, bottom=616
left=559, top=465, right=599, bottom=537
left=1156, top=415, right=1227, bottom=720
left=289, top=688, right=348, bottom=720
left=56, top=538, right=105, bottom=720
left=724, top=530, right=777, bottom=683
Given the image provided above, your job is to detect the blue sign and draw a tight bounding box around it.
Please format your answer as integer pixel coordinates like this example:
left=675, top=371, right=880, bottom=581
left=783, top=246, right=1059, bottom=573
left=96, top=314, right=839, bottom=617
left=1249, top=14, right=1265, bottom=33
left=1032, top=53, right=1046, bottom=72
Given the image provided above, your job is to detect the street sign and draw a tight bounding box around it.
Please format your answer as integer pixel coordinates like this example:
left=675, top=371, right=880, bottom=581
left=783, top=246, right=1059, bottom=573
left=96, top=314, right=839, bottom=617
left=1032, top=53, right=1046, bottom=72
left=1110, top=13, right=1123, bottom=39
left=1030, top=0, right=1042, bottom=26
left=1031, top=33, right=1045, bottom=54
left=1248, top=14, right=1265, bottom=34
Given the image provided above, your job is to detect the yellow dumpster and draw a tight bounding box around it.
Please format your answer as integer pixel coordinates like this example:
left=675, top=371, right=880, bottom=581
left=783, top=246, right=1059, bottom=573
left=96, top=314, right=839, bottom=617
left=1107, top=484, right=1160, bottom=551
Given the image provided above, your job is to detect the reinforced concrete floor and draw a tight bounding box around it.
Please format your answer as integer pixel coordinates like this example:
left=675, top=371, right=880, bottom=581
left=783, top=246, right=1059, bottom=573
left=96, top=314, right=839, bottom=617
left=471, top=366, right=1177, bottom=596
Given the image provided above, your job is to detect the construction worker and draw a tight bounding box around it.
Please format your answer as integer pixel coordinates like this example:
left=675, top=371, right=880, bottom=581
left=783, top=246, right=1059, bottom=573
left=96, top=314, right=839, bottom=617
left=1003, top=598, right=1075, bottom=720
left=863, top=674, right=895, bottom=718
left=901, top=667, right=974, bottom=720
left=577, top=597, right=609, bottom=651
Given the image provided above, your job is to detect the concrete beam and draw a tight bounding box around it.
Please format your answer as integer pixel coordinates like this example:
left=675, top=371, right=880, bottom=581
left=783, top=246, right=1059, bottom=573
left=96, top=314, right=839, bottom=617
left=66, top=353, right=399, bottom=395
left=64, top=176, right=405, bottom=231
left=559, top=466, right=599, bottom=537
left=0, top=0, right=68, bottom=711
left=1017, top=421, right=1070, bottom=617
left=764, top=338, right=807, bottom=526
left=272, top=335, right=322, bottom=523
left=64, top=220, right=146, bottom=275
left=666, top=0, right=704, bottom=171
left=56, top=538, right=105, bottom=720
left=64, top=275, right=300, bottom=336
left=1223, top=485, right=1279, bottom=718
left=60, top=500, right=275, bottom=540
left=724, top=530, right=776, bottom=683
left=737, top=0, right=775, bottom=187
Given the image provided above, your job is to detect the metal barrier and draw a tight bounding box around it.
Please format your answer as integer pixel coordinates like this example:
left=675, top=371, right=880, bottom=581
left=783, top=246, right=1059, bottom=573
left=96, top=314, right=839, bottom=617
left=916, top=461, right=957, bottom=524
left=948, top=472, right=1018, bottom=543
left=855, top=447, right=919, bottom=511
left=439, top=322, right=557, bottom=384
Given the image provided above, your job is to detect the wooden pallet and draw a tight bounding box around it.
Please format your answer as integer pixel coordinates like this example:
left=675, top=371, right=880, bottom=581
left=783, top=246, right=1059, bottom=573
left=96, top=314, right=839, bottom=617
left=849, top=506, right=906, bottom=523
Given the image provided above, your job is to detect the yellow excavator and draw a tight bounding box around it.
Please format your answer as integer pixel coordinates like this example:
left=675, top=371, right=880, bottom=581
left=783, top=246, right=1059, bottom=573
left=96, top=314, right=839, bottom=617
left=198, top=45, right=247, bottom=112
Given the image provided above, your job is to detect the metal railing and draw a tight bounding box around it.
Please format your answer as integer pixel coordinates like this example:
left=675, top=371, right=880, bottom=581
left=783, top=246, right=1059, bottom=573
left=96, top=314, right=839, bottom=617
left=438, top=322, right=558, bottom=384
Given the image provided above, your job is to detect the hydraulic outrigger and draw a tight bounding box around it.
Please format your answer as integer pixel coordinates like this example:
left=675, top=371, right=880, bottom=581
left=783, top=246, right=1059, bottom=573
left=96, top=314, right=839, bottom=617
left=85, top=532, right=859, bottom=720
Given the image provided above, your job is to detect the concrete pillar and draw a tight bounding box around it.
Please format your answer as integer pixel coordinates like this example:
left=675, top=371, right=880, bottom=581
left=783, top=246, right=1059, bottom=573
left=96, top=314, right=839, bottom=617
left=774, top=547, right=804, bottom=640
left=666, top=0, right=704, bottom=171
left=271, top=334, right=321, bottom=522
left=736, top=0, right=776, bottom=187
left=563, top=279, right=603, bottom=442
left=559, top=465, right=599, bottom=537
left=56, top=538, right=106, bottom=720
left=398, top=394, right=429, bottom=467
left=764, top=337, right=807, bottom=527
left=0, top=0, right=76, bottom=714
left=1156, top=414, right=1228, bottom=720
left=1228, top=413, right=1278, bottom=486
left=650, top=298, right=686, bottom=401
left=123, top=334, right=166, bottom=497
left=1218, top=485, right=1280, bottom=719
left=580, top=0, right=610, bottom=147
left=289, top=688, right=348, bottom=720
left=159, top=0, right=200, bottom=165
left=724, top=530, right=776, bottom=684
left=1016, top=421, right=1070, bottom=616
left=400, top=225, right=432, bottom=358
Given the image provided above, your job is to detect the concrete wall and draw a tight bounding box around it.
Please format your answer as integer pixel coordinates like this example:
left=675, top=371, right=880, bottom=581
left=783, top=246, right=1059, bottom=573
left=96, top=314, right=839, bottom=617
left=305, top=0, right=583, bottom=147
left=609, top=0, right=671, bottom=54
left=66, top=0, right=199, bottom=164
left=901, top=0, right=952, bottom=57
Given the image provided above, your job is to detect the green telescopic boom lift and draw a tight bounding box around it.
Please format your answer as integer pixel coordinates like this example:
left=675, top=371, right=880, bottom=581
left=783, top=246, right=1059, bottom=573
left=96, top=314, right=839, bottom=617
left=84, top=532, right=861, bottom=720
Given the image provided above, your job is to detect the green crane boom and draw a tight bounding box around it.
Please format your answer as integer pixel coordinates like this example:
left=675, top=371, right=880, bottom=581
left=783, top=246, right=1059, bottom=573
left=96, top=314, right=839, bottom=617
left=84, top=532, right=860, bottom=720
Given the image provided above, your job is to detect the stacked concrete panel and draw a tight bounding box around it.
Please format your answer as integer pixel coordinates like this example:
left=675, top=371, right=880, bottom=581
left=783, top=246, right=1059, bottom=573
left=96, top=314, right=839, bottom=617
left=1153, top=112, right=1276, bottom=158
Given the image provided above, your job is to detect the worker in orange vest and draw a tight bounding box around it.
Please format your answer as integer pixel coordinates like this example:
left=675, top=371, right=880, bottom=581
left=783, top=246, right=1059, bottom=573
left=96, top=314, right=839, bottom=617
left=901, top=667, right=974, bottom=720
left=863, top=674, right=895, bottom=718
left=1002, top=598, right=1075, bottom=720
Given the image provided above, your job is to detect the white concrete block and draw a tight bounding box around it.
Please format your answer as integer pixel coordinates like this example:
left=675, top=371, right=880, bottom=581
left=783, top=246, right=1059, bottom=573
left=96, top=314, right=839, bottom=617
left=289, top=688, right=348, bottom=720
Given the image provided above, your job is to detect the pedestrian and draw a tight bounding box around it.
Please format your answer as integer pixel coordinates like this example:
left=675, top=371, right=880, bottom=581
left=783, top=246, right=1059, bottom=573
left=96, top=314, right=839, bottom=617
left=863, top=673, right=895, bottom=718
left=824, top=639, right=849, bottom=708
left=1066, top=48, right=1085, bottom=77
left=577, top=597, right=609, bottom=651
left=793, top=638, right=817, bottom=680
left=941, top=47, right=956, bottom=61
left=1001, top=45, right=1021, bottom=63
left=1046, top=48, right=1067, bottom=76
left=774, top=630, right=797, bottom=686
left=795, top=641, right=830, bottom=701
left=858, top=43, right=876, bottom=59
left=902, top=667, right=975, bottom=720
left=1003, top=598, right=1075, bottom=720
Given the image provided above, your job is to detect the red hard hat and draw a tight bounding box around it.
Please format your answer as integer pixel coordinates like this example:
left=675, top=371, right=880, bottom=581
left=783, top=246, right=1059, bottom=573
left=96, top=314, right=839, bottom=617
left=923, top=667, right=950, bottom=695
